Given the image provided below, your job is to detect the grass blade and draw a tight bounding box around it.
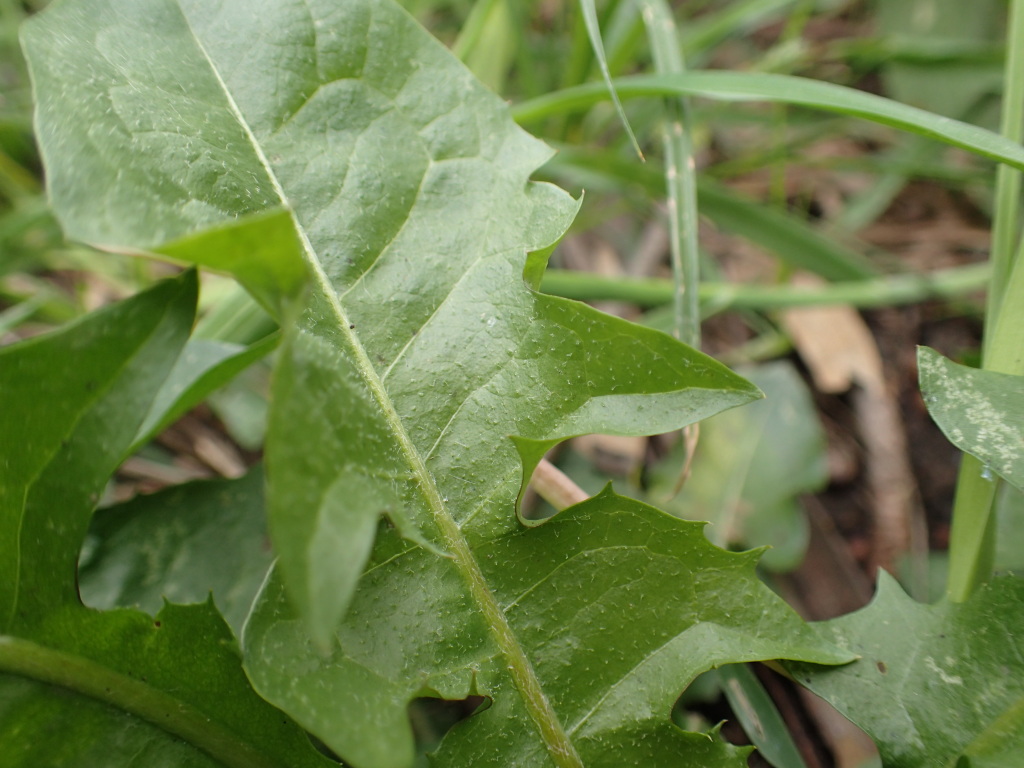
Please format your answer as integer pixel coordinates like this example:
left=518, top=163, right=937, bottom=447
left=718, top=664, right=808, bottom=768
left=512, top=71, right=1024, bottom=170
left=578, top=0, right=644, bottom=159
left=639, top=0, right=698, bottom=346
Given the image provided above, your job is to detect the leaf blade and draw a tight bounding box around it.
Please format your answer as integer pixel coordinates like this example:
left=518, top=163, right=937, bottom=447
left=918, top=346, right=1024, bottom=491
left=0, top=603, right=322, bottom=768
left=0, top=271, right=196, bottom=627
left=79, top=469, right=273, bottom=636
left=245, top=489, right=854, bottom=767
left=0, top=274, right=331, bottom=768
left=787, top=574, right=1024, bottom=767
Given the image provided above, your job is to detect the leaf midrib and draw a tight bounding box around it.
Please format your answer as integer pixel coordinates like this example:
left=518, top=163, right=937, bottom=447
left=177, top=7, right=583, bottom=766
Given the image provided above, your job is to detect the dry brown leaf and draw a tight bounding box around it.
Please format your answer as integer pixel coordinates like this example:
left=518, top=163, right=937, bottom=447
left=781, top=273, right=885, bottom=394
left=781, top=273, right=926, bottom=588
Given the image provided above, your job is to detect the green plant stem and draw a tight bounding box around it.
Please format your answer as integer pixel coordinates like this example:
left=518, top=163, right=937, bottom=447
left=639, top=0, right=700, bottom=348
left=988, top=253, right=1024, bottom=374
left=0, top=635, right=283, bottom=768
left=947, top=0, right=1024, bottom=603
left=540, top=263, right=989, bottom=310
left=986, top=2, right=1024, bottom=334
left=947, top=457, right=1000, bottom=603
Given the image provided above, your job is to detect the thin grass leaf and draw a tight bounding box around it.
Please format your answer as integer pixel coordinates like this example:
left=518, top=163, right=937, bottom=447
left=512, top=71, right=1024, bottom=171
left=578, top=0, right=644, bottom=159
left=131, top=334, right=278, bottom=452
left=717, top=664, right=808, bottom=768
left=638, top=0, right=699, bottom=347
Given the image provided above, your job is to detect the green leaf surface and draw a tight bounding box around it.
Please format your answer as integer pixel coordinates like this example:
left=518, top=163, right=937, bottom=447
left=0, top=271, right=196, bottom=627
left=24, top=0, right=760, bottom=635
left=79, top=469, right=273, bottom=636
left=0, top=600, right=334, bottom=768
left=512, top=72, right=1024, bottom=171
left=956, top=696, right=1024, bottom=768
left=24, top=1, right=851, bottom=765
left=0, top=277, right=330, bottom=768
left=918, top=347, right=1024, bottom=491
left=787, top=573, right=1024, bottom=768
left=246, top=489, right=852, bottom=768
left=0, top=672, right=221, bottom=768
left=208, top=362, right=272, bottom=450
left=132, top=334, right=278, bottom=451
left=649, top=362, right=826, bottom=571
